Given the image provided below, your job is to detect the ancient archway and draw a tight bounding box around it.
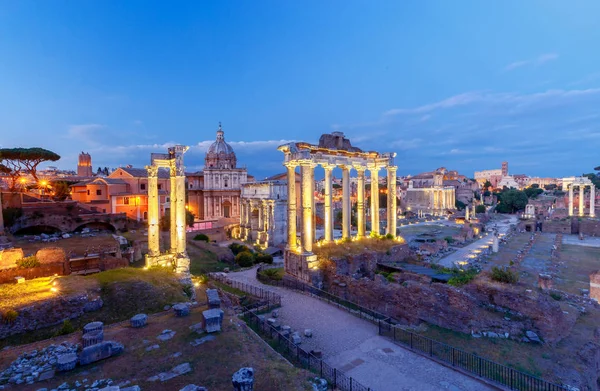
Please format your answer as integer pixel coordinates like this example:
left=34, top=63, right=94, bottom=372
left=13, top=225, right=62, bottom=236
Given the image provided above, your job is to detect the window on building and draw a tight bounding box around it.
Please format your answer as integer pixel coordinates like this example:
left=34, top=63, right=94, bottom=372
left=143, top=211, right=148, bottom=220
left=224, top=178, right=229, bottom=188
left=87, top=189, right=90, bottom=195
left=96, top=189, right=102, bottom=196
left=124, top=197, right=129, bottom=205
left=141, top=183, right=146, bottom=190
left=158, top=184, right=162, bottom=190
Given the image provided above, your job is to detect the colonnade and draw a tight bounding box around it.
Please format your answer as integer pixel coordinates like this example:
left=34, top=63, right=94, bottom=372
left=430, top=187, right=455, bottom=211
left=284, top=160, right=397, bottom=254
left=567, top=183, right=596, bottom=217
left=146, top=145, right=190, bottom=273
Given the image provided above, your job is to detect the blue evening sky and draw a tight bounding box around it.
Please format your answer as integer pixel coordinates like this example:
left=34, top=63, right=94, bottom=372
left=1, top=1, right=599, bottom=179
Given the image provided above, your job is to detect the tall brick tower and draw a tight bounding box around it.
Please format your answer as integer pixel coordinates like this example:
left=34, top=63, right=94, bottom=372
left=77, top=152, right=93, bottom=177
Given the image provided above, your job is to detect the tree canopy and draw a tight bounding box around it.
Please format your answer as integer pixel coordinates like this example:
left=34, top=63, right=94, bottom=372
left=495, top=189, right=528, bottom=213
left=0, top=147, right=60, bottom=190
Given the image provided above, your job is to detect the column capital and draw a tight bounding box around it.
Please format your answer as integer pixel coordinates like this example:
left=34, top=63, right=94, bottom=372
left=145, top=165, right=159, bottom=177
left=298, top=159, right=317, bottom=168
left=284, top=161, right=298, bottom=169
left=353, top=164, right=367, bottom=173
left=387, top=165, right=398, bottom=172
left=321, top=163, right=336, bottom=171
left=339, top=164, right=352, bottom=171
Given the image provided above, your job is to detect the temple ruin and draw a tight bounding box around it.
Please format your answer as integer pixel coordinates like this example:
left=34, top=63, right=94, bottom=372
left=278, top=132, right=396, bottom=282
left=563, top=176, right=595, bottom=217
left=145, top=145, right=191, bottom=277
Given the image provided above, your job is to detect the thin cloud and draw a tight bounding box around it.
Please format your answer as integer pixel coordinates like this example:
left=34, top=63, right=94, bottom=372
left=504, top=53, right=559, bottom=72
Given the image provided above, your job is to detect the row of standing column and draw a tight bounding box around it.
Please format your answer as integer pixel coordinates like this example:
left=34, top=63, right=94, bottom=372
left=147, top=164, right=187, bottom=257
left=240, top=200, right=274, bottom=232
left=286, top=162, right=397, bottom=254
left=568, top=185, right=596, bottom=217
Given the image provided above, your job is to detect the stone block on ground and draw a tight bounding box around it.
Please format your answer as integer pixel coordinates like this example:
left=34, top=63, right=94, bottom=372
left=147, top=362, right=192, bottom=382
left=206, top=288, right=221, bottom=309
left=82, top=329, right=104, bottom=347
left=79, top=341, right=124, bottom=365
left=130, top=313, right=148, bottom=328
left=121, top=386, right=141, bottom=391
left=271, top=309, right=279, bottom=318
left=179, top=385, right=208, bottom=391
left=56, top=353, right=78, bottom=372
left=173, top=303, right=190, bottom=317
left=280, top=325, right=291, bottom=337
left=304, top=329, right=312, bottom=338
left=157, top=329, right=176, bottom=341
left=98, top=387, right=120, bottom=391
left=291, top=333, right=302, bottom=345
left=311, top=377, right=328, bottom=391
left=525, top=330, right=542, bottom=344
left=190, top=335, right=216, bottom=347
left=232, top=367, right=254, bottom=391
left=202, top=309, right=224, bottom=333
left=83, top=321, right=104, bottom=334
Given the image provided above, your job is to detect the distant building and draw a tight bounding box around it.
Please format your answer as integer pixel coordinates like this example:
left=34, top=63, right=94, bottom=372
left=70, top=166, right=171, bottom=220
left=186, top=124, right=254, bottom=222
left=474, top=161, right=508, bottom=188
left=403, top=170, right=456, bottom=215
left=77, top=152, right=93, bottom=177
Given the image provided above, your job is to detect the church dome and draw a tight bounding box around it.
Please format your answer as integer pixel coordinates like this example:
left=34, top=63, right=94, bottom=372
left=205, top=123, right=237, bottom=169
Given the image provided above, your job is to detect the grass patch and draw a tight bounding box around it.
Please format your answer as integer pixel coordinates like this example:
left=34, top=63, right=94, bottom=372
left=314, top=237, right=403, bottom=260
left=259, top=268, right=285, bottom=281
left=188, top=246, right=234, bottom=275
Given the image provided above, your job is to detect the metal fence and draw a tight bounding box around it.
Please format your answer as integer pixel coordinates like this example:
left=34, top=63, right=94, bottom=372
left=379, top=319, right=568, bottom=391
left=209, top=273, right=281, bottom=310
left=243, top=309, right=373, bottom=391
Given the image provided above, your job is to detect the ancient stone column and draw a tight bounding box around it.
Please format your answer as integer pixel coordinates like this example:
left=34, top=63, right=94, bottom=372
left=356, top=166, right=366, bottom=238
left=175, top=171, right=186, bottom=254
left=323, top=164, right=334, bottom=243
left=146, top=165, right=160, bottom=257
left=285, top=163, right=297, bottom=250
left=170, top=164, right=178, bottom=253
left=300, top=161, right=315, bottom=253
left=341, top=165, right=351, bottom=240
left=370, top=165, right=380, bottom=235
left=579, top=185, right=585, bottom=217
left=590, top=186, right=596, bottom=217
left=0, top=191, right=4, bottom=235
left=568, top=184, right=574, bottom=216
left=257, top=202, right=264, bottom=232
left=387, top=166, right=397, bottom=237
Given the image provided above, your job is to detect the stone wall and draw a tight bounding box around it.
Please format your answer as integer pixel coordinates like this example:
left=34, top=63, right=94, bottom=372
left=542, top=219, right=572, bottom=234
left=0, top=290, right=103, bottom=339
left=0, top=248, right=24, bottom=270
left=330, top=244, right=410, bottom=278
left=326, top=272, right=576, bottom=344
left=36, top=247, right=67, bottom=264
left=579, top=219, right=600, bottom=237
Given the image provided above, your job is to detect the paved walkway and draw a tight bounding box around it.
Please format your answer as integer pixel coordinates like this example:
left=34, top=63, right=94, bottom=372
left=562, top=234, right=600, bottom=248
left=438, top=215, right=518, bottom=268
left=227, top=267, right=496, bottom=391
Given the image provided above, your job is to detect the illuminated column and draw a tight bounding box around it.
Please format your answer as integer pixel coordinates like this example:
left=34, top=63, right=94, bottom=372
left=300, top=161, right=315, bottom=253
left=323, top=164, right=334, bottom=243
left=285, top=163, right=297, bottom=250
left=258, top=201, right=264, bottom=232
left=146, top=165, right=160, bottom=257
left=170, top=165, right=178, bottom=253
left=579, top=185, right=585, bottom=217
left=341, top=165, right=351, bottom=240
left=356, top=166, right=366, bottom=238
left=568, top=185, right=574, bottom=216
left=590, top=186, right=596, bottom=217
left=0, top=189, right=4, bottom=235
left=175, top=170, right=186, bottom=254
left=386, top=166, right=397, bottom=236
left=369, top=165, right=380, bottom=235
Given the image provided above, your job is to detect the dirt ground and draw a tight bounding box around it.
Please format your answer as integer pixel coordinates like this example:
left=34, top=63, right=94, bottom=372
left=0, top=295, right=313, bottom=391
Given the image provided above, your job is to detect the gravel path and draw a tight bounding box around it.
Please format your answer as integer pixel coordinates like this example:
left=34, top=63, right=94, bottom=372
left=438, top=215, right=518, bottom=268
left=227, top=267, right=497, bottom=391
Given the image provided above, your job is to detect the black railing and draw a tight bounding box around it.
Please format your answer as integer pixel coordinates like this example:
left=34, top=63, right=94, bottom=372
left=379, top=319, right=568, bottom=391
left=242, top=309, right=372, bottom=391
left=209, top=273, right=281, bottom=310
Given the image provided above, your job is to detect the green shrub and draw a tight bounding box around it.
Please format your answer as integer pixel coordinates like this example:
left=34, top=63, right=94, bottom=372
left=229, top=243, right=251, bottom=256
left=549, top=292, right=562, bottom=301
left=260, top=268, right=284, bottom=281
left=255, top=253, right=273, bottom=264
left=385, top=233, right=394, bottom=240
left=193, top=233, right=209, bottom=242
left=2, top=309, right=18, bottom=324
left=448, top=268, right=478, bottom=287
left=475, top=205, right=486, bottom=213
left=235, top=251, right=254, bottom=267
left=182, top=284, right=194, bottom=299
left=54, top=319, right=75, bottom=336
left=490, top=266, right=519, bottom=284
left=443, top=236, right=455, bottom=244
left=16, top=256, right=40, bottom=269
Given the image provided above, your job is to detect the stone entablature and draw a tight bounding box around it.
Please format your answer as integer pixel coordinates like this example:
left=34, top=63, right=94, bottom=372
left=237, top=180, right=288, bottom=247
left=278, top=132, right=397, bottom=282
left=562, top=176, right=595, bottom=218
